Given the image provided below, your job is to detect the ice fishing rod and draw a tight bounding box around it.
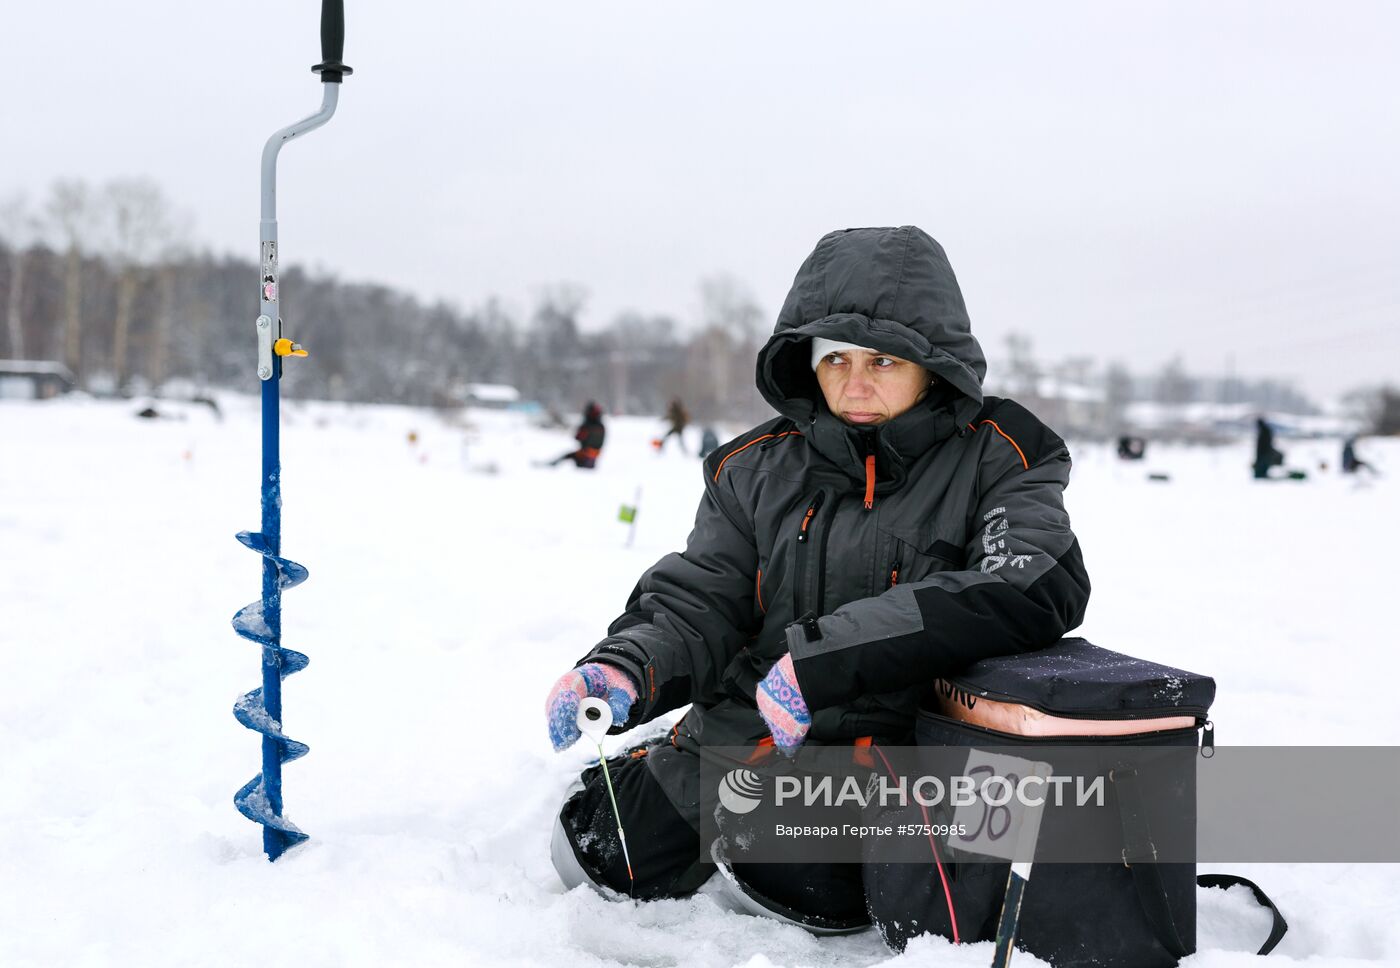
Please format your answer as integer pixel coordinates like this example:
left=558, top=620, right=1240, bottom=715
left=577, top=698, right=635, bottom=897
left=990, top=761, right=1053, bottom=968
left=232, top=0, right=352, bottom=862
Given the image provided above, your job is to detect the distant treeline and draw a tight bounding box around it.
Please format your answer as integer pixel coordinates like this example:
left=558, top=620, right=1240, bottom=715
left=6, top=178, right=1393, bottom=435
left=0, top=179, right=772, bottom=422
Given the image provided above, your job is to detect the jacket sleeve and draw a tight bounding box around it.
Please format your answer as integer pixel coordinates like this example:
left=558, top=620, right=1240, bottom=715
left=787, top=445, right=1091, bottom=710
left=577, top=461, right=758, bottom=723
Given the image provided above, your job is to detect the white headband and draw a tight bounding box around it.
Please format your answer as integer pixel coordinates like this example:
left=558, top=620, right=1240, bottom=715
left=810, top=337, right=876, bottom=371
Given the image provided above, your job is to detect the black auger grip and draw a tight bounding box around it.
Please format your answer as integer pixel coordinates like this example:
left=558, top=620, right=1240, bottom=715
left=312, top=0, right=353, bottom=82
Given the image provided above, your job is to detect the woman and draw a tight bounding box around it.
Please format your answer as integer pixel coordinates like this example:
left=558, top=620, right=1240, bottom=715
left=545, top=226, right=1090, bottom=928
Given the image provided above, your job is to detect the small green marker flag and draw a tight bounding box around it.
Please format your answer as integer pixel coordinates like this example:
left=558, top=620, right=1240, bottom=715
left=621, top=486, right=642, bottom=548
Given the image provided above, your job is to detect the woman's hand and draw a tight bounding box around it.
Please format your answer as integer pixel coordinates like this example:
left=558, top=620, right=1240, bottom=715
left=756, top=653, right=811, bottom=755
left=545, top=663, right=639, bottom=751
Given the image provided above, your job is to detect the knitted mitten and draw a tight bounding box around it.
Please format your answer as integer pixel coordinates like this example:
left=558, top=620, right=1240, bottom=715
left=546, top=662, right=639, bottom=751
left=756, top=653, right=811, bottom=755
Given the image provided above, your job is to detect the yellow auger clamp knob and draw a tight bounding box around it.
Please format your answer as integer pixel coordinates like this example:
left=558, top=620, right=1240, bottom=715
left=274, top=338, right=308, bottom=358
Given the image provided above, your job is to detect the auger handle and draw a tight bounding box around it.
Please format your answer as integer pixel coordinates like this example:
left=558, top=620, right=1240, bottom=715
left=312, top=0, right=353, bottom=83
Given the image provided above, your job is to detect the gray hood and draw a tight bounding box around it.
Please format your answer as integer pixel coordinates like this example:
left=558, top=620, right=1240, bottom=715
left=755, top=226, right=987, bottom=480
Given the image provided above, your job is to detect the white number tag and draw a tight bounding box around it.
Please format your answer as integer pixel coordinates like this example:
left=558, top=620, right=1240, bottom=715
left=951, top=750, right=1053, bottom=875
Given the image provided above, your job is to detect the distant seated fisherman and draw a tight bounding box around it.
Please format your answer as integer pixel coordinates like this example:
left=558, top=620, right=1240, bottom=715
left=549, top=401, right=606, bottom=469
left=1341, top=436, right=1376, bottom=476
left=545, top=226, right=1091, bottom=929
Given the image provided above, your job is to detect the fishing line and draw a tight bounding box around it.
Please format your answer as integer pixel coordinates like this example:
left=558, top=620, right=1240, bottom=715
left=577, top=697, right=635, bottom=898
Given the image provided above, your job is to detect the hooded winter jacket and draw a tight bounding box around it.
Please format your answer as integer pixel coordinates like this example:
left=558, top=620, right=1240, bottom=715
left=579, top=226, right=1090, bottom=784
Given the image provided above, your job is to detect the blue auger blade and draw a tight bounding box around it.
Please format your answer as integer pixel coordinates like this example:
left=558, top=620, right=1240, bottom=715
left=237, top=531, right=310, bottom=589
left=232, top=528, right=310, bottom=860
left=233, top=688, right=311, bottom=761
left=234, top=775, right=308, bottom=856
left=232, top=602, right=312, bottom=667
left=232, top=601, right=276, bottom=648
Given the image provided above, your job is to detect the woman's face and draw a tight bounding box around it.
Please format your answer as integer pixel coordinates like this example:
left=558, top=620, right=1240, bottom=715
left=814, top=348, right=933, bottom=426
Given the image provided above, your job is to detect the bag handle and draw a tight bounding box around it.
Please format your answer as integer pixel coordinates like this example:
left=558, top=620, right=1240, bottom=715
left=1113, top=765, right=1288, bottom=957
left=1196, top=874, right=1289, bottom=956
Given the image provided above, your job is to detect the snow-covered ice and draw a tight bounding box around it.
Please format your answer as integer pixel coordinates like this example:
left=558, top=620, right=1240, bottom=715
left=1, top=395, right=1396, bottom=966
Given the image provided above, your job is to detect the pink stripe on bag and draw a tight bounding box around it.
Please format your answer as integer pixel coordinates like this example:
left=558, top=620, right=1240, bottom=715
left=934, top=680, right=1197, bottom=737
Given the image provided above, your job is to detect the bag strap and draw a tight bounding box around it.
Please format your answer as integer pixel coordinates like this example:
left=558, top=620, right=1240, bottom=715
left=1112, top=765, right=1288, bottom=958
left=1197, top=874, right=1289, bottom=955
left=1129, top=861, right=1190, bottom=956
left=1113, top=765, right=1190, bottom=958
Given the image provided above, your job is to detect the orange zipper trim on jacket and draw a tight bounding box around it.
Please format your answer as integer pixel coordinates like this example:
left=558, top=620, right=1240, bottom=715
left=967, top=419, right=1029, bottom=470
left=712, top=430, right=803, bottom=482
left=863, top=454, right=876, bottom=509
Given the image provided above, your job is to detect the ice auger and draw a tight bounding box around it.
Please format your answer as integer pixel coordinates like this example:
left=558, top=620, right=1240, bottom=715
left=232, top=0, right=351, bottom=862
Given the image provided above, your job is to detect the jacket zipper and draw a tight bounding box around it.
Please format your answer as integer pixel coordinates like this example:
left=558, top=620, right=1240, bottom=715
left=813, top=494, right=838, bottom=614
left=887, top=551, right=901, bottom=589
left=796, top=493, right=825, bottom=544
left=794, top=491, right=824, bottom=617
left=860, top=431, right=878, bottom=510
left=794, top=490, right=837, bottom=616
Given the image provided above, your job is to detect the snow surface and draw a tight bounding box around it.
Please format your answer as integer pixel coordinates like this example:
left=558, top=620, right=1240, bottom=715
left=1, top=395, right=1396, bottom=967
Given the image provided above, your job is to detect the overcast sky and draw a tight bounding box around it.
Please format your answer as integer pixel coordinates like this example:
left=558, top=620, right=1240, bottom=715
left=3, top=1, right=1397, bottom=399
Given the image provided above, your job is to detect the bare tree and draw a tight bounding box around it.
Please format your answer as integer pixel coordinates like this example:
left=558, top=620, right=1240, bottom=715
left=1342, top=384, right=1400, bottom=436
left=150, top=261, right=179, bottom=388
left=1103, top=360, right=1134, bottom=434
left=1154, top=355, right=1193, bottom=406
left=1377, top=388, right=1400, bottom=436
left=693, top=274, right=766, bottom=421
left=1051, top=355, right=1095, bottom=389
left=528, top=283, right=589, bottom=408
left=99, top=179, right=175, bottom=389
left=1002, top=332, right=1045, bottom=411
left=699, top=274, right=765, bottom=341
left=0, top=193, right=42, bottom=360
left=45, top=180, right=94, bottom=377
left=605, top=310, right=682, bottom=414
left=147, top=220, right=193, bottom=390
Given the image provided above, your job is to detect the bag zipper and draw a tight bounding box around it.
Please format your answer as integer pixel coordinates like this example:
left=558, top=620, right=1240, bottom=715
left=937, top=679, right=1210, bottom=724
left=918, top=710, right=1206, bottom=745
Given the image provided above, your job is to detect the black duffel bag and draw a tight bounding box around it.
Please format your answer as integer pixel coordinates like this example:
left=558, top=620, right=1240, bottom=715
left=864, top=637, right=1287, bottom=967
